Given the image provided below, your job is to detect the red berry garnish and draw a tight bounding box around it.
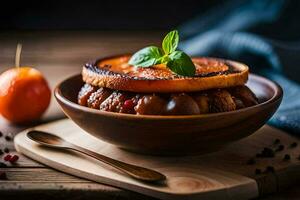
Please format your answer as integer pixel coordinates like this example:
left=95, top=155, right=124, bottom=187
left=9, top=155, right=19, bottom=163
left=123, top=99, right=134, bottom=109
left=4, top=154, right=12, bottom=161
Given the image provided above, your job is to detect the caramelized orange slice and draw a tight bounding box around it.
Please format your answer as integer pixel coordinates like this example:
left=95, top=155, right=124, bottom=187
left=82, top=55, right=248, bottom=93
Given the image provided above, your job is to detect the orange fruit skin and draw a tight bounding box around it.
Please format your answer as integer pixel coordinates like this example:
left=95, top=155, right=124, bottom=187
left=0, top=67, right=51, bottom=124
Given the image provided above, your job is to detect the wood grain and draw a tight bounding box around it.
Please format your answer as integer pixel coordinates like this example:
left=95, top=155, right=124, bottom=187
left=0, top=182, right=156, bottom=200
left=2, top=168, right=90, bottom=182
left=15, top=119, right=300, bottom=200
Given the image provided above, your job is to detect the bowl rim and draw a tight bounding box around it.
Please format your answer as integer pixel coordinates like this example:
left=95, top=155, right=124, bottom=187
left=54, top=73, right=283, bottom=120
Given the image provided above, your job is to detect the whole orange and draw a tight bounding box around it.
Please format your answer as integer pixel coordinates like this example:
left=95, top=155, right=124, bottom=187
left=0, top=67, right=51, bottom=124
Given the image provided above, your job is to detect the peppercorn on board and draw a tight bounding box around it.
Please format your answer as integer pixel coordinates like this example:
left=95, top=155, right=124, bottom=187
left=15, top=119, right=300, bottom=200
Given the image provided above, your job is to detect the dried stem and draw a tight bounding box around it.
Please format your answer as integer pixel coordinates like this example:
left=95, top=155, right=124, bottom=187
left=15, top=43, right=22, bottom=68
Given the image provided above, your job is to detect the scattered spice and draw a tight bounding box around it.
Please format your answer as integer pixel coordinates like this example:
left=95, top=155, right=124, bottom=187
left=290, top=142, right=298, bottom=148
left=274, top=139, right=280, bottom=144
left=9, top=155, right=19, bottom=163
left=3, top=154, right=12, bottom=162
left=266, top=166, right=275, bottom=173
left=283, top=154, right=291, bottom=161
left=262, top=148, right=275, bottom=157
left=0, top=162, right=7, bottom=168
left=3, top=154, right=19, bottom=163
left=255, top=169, right=262, bottom=175
left=256, top=147, right=275, bottom=158
left=275, top=144, right=284, bottom=152
left=246, top=158, right=256, bottom=165
left=4, top=135, right=11, bottom=141
left=0, top=171, right=7, bottom=180
left=3, top=148, right=9, bottom=153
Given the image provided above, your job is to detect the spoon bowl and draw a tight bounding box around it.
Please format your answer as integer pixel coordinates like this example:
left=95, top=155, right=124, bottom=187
left=27, top=130, right=68, bottom=148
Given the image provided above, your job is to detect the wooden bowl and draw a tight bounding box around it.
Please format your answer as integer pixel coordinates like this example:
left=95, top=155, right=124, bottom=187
left=54, top=74, right=282, bottom=155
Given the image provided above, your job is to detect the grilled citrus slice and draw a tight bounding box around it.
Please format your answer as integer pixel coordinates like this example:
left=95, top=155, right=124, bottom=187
left=82, top=54, right=248, bottom=93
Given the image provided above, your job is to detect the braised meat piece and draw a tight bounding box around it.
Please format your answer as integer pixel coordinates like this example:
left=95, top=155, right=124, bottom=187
left=87, top=88, right=112, bottom=109
left=135, top=95, right=167, bottom=115
left=78, top=84, right=97, bottom=106
left=99, top=91, right=136, bottom=113
left=193, top=93, right=210, bottom=114
left=232, top=97, right=246, bottom=109
left=230, top=86, right=258, bottom=107
left=166, top=93, right=200, bottom=115
left=209, top=89, right=236, bottom=113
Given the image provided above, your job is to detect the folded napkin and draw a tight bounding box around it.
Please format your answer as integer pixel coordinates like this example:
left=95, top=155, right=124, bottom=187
left=179, top=0, right=300, bottom=134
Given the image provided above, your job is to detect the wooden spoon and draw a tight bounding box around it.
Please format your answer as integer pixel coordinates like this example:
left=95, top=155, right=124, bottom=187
left=27, top=130, right=166, bottom=183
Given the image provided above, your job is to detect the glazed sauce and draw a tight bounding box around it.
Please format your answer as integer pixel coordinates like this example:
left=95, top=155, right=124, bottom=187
left=96, top=55, right=231, bottom=80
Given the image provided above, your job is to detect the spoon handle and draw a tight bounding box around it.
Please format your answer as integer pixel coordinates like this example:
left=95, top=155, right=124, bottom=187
left=72, top=145, right=166, bottom=182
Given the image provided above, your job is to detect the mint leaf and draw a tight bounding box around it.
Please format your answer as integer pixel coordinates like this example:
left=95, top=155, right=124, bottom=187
left=128, top=30, right=196, bottom=77
left=162, top=30, right=179, bottom=54
left=167, top=51, right=196, bottom=76
left=128, top=46, right=164, bottom=67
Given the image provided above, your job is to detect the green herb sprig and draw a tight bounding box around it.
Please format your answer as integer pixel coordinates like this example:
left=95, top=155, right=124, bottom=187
left=128, top=30, right=196, bottom=76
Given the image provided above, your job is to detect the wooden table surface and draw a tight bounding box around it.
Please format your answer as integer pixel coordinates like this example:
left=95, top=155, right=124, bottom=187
left=0, top=31, right=299, bottom=200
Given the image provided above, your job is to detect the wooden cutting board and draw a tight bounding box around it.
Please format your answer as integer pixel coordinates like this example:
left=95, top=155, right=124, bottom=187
left=14, top=119, right=300, bottom=200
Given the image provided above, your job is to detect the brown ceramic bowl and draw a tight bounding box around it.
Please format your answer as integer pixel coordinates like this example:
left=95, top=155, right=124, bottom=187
left=54, top=74, right=282, bottom=155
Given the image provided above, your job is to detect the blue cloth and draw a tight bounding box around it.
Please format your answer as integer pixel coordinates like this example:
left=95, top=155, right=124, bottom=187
left=179, top=0, right=300, bottom=134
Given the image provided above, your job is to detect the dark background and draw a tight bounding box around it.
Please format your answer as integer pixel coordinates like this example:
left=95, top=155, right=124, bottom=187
left=1, top=0, right=299, bottom=41
left=0, top=0, right=218, bottom=30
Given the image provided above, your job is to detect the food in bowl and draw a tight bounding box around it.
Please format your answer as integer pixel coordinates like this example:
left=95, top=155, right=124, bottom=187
left=55, top=73, right=282, bottom=155
left=55, top=30, right=282, bottom=155
left=78, top=56, right=258, bottom=115
left=78, top=30, right=258, bottom=115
